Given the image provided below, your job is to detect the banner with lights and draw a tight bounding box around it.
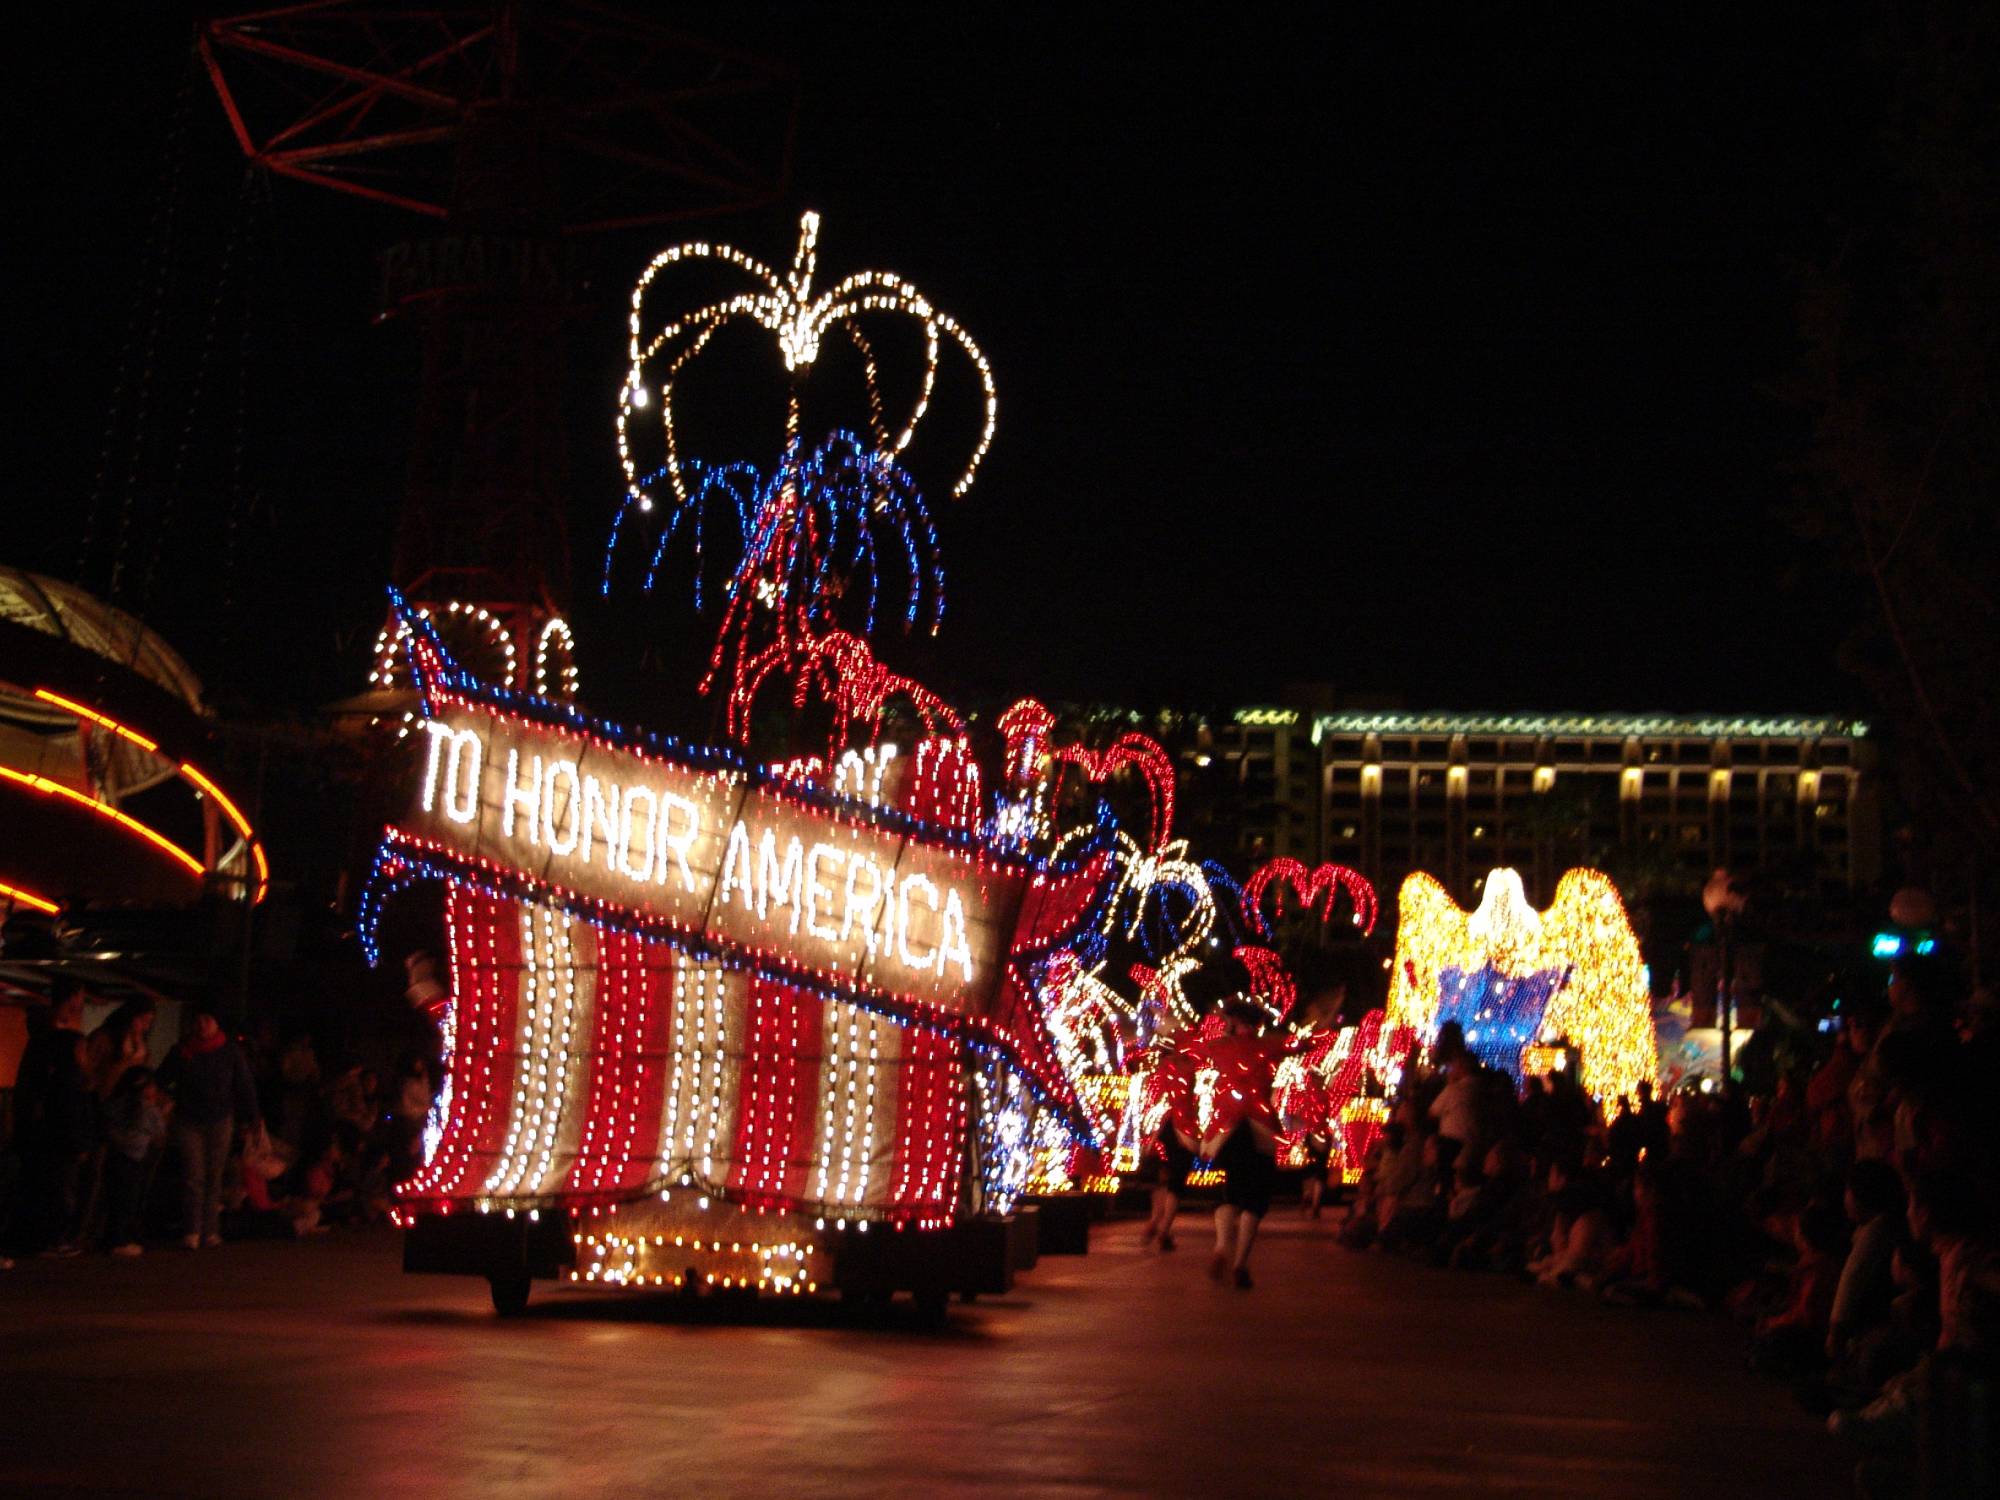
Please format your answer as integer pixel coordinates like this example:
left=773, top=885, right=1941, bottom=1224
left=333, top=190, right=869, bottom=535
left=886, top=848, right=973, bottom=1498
left=364, top=604, right=1110, bottom=1225
left=408, top=701, right=1017, bottom=1016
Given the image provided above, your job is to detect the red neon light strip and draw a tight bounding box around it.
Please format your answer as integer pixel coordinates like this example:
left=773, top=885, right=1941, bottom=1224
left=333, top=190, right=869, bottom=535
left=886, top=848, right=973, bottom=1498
left=0, top=765, right=204, bottom=878
left=31, top=687, right=269, bottom=903
left=33, top=688, right=163, bottom=752
left=0, top=880, right=59, bottom=914
left=179, top=763, right=270, bottom=902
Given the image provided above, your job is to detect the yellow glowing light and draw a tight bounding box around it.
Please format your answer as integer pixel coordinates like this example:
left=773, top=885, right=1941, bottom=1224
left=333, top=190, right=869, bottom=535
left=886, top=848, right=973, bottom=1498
left=0, top=765, right=205, bottom=879
left=33, top=688, right=161, bottom=752
left=1387, top=867, right=1656, bottom=1100
left=179, top=763, right=269, bottom=902
left=0, top=880, right=59, bottom=914
left=28, top=687, right=269, bottom=903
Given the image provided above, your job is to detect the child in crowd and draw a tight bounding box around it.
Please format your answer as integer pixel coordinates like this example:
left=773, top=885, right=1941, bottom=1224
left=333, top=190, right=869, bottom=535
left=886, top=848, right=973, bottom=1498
left=1528, top=1160, right=1615, bottom=1289
left=1336, top=1121, right=1401, bottom=1249
left=100, top=1067, right=170, bottom=1256
left=1748, top=1200, right=1847, bottom=1374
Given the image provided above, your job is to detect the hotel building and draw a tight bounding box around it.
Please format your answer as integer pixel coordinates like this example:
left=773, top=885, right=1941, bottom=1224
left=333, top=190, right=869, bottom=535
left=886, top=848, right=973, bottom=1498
left=1191, top=709, right=1879, bottom=907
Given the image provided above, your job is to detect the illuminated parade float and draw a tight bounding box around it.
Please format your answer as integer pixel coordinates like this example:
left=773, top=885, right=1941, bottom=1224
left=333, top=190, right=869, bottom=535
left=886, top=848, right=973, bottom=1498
left=354, top=201, right=1669, bottom=1314
left=361, top=212, right=1360, bottom=1312
left=1386, top=867, right=1657, bottom=1101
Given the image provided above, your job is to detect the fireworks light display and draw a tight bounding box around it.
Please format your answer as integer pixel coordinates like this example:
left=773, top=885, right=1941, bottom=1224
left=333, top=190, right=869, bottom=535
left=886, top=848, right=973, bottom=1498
left=363, top=204, right=1413, bottom=1304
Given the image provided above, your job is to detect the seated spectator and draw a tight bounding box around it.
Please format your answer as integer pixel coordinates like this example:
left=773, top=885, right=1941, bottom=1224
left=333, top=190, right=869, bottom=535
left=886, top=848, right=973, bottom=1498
left=1598, top=1161, right=1689, bottom=1306
left=1336, top=1121, right=1399, bottom=1250
left=1528, top=1159, right=1615, bottom=1289
left=1806, top=1010, right=1874, bottom=1154
left=1916, top=1171, right=2000, bottom=1357
left=1448, top=1139, right=1539, bottom=1273
left=1749, top=1199, right=1847, bottom=1376
left=1431, top=1154, right=1503, bottom=1267
left=1377, top=1128, right=1446, bottom=1253
left=376, top=1054, right=434, bottom=1187
left=328, top=1065, right=381, bottom=1136
left=1827, top=1161, right=1905, bottom=1367
left=1533, top=1214, right=1616, bottom=1290
left=1830, top=1171, right=1998, bottom=1485
left=225, top=1122, right=297, bottom=1240
left=279, top=1135, right=349, bottom=1237
left=1738, top=1073, right=1805, bottom=1160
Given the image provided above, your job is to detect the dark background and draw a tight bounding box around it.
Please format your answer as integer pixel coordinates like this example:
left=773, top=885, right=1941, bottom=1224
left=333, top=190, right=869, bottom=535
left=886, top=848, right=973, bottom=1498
left=9, top=5, right=1887, bottom=717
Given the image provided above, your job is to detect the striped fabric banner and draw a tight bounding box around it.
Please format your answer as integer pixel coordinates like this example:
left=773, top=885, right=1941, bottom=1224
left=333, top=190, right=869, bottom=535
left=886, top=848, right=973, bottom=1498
left=402, top=883, right=965, bottom=1223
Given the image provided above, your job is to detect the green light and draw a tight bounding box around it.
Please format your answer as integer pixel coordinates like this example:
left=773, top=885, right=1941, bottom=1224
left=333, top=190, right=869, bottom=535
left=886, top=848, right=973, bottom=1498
left=1310, top=711, right=1867, bottom=740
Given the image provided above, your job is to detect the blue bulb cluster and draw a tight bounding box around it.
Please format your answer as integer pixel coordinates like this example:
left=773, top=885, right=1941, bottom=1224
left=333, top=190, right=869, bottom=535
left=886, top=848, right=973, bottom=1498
left=1433, top=962, right=1573, bottom=1079
left=603, top=431, right=943, bottom=643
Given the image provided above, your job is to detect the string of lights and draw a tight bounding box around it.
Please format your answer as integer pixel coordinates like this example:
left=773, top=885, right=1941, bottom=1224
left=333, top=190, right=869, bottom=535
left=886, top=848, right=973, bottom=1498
left=619, top=211, right=997, bottom=519
left=1242, top=857, right=1379, bottom=936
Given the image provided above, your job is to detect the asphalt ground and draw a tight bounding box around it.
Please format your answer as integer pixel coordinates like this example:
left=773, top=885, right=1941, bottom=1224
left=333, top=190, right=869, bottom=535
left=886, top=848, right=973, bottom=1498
left=0, top=1211, right=1849, bottom=1498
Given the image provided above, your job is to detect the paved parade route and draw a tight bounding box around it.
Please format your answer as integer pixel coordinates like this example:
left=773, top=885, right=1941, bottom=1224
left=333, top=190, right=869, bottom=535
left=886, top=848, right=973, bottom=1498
left=0, top=1215, right=1847, bottom=1499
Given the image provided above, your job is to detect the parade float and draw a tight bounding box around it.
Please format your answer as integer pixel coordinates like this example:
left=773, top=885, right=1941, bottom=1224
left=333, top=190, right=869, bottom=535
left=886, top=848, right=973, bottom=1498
left=360, top=212, right=1373, bottom=1313
left=1385, top=866, right=1657, bottom=1101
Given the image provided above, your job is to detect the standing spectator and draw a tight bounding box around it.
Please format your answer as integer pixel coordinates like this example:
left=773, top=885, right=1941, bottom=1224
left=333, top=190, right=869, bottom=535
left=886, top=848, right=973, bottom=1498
left=1517, top=1073, right=1550, bottom=1162
left=265, top=1034, right=324, bottom=1151
left=1749, top=1200, right=1847, bottom=1375
left=13, top=980, right=96, bottom=1256
left=1632, top=1080, right=1670, bottom=1161
left=100, top=1067, right=170, bottom=1256
left=159, top=1008, right=261, bottom=1249
left=1540, top=1067, right=1595, bottom=1170
left=83, top=998, right=156, bottom=1099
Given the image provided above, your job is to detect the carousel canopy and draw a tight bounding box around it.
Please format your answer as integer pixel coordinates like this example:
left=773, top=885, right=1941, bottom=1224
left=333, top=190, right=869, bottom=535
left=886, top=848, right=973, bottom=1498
left=0, top=568, right=204, bottom=799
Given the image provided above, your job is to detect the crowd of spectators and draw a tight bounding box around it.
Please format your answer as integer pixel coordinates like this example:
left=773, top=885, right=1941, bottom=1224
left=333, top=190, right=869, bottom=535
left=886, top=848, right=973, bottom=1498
left=2, top=982, right=434, bottom=1263
left=1333, top=955, right=2000, bottom=1498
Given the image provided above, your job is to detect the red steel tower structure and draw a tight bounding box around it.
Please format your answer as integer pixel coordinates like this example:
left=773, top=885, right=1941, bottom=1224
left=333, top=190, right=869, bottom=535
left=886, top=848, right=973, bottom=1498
left=199, top=2, right=794, bottom=694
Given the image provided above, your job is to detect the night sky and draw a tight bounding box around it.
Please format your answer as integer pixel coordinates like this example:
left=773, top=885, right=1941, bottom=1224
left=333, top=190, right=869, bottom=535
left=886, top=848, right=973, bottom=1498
left=12, top=6, right=1887, bottom=719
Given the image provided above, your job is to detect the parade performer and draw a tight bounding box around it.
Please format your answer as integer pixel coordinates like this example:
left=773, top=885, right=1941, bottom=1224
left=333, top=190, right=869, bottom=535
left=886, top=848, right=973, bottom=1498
left=1138, top=1032, right=1200, bottom=1252
left=1192, top=1002, right=1285, bottom=1289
